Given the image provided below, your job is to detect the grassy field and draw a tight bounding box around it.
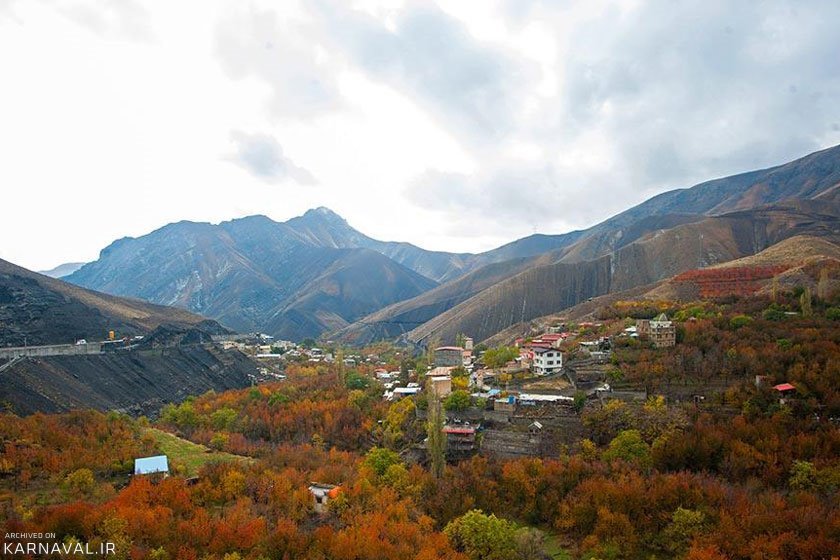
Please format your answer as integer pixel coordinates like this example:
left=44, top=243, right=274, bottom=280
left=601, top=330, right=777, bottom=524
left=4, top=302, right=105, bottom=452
left=145, top=428, right=251, bottom=477
left=542, top=531, right=574, bottom=560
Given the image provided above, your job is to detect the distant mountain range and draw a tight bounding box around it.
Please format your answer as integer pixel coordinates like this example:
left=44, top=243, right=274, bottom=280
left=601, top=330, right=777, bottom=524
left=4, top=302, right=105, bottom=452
left=63, top=143, right=840, bottom=343
left=38, top=262, right=86, bottom=278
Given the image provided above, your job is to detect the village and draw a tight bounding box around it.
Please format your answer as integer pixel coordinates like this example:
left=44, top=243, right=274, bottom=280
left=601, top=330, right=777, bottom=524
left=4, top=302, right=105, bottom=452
left=124, top=308, right=806, bottom=518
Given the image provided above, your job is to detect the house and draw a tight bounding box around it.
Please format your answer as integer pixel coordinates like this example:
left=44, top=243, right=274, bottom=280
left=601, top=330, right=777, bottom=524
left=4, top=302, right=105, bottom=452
left=429, top=376, right=452, bottom=398
left=134, top=455, right=169, bottom=477
left=390, top=386, right=422, bottom=400
left=463, top=337, right=474, bottom=351
left=494, top=395, right=517, bottom=413
left=532, top=347, right=563, bottom=375
left=426, top=366, right=455, bottom=378
left=434, top=346, right=465, bottom=367
left=773, top=383, right=796, bottom=404
left=636, top=313, right=676, bottom=348
left=308, top=483, right=341, bottom=513
left=443, top=425, right=477, bottom=453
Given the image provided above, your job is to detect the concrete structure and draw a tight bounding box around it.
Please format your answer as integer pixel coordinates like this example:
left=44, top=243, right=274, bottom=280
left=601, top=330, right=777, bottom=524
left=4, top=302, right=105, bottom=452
left=0, top=342, right=103, bottom=361
left=308, top=483, right=341, bottom=513
left=434, top=346, right=464, bottom=367
left=429, top=376, right=452, bottom=398
left=532, top=347, right=563, bottom=375
left=134, top=455, right=169, bottom=476
left=636, top=313, right=676, bottom=348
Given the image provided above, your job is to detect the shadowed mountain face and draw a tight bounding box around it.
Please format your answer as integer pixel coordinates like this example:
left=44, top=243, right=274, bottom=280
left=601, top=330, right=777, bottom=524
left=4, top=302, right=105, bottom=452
left=0, top=343, right=256, bottom=416
left=66, top=210, right=439, bottom=339
left=0, top=258, right=216, bottom=347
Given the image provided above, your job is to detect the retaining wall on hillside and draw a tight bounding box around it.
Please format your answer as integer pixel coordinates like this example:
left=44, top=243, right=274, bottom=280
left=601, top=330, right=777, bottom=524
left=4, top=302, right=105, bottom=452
left=0, top=343, right=103, bottom=360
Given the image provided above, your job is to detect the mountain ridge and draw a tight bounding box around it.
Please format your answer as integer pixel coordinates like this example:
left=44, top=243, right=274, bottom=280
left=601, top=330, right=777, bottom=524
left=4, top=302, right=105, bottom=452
left=65, top=143, right=840, bottom=342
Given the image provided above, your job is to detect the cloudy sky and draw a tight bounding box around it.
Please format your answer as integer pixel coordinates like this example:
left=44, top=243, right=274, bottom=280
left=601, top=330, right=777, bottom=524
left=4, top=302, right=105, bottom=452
left=1, top=0, right=839, bottom=271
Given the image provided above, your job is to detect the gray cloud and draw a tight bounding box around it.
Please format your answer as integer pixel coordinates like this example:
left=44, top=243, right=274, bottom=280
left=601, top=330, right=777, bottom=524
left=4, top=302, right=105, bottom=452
left=211, top=1, right=840, bottom=234
left=559, top=0, right=840, bottom=187
left=408, top=0, right=840, bottom=233
left=214, top=7, right=342, bottom=118
left=311, top=1, right=536, bottom=147
left=228, top=131, right=316, bottom=185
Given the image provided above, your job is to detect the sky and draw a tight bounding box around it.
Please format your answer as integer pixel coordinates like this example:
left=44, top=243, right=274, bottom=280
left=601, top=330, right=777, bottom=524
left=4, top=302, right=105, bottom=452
left=1, top=0, right=839, bottom=271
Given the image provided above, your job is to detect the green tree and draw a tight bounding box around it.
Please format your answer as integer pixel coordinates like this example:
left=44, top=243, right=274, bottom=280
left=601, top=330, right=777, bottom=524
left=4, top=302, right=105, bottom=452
left=444, top=390, right=472, bottom=411
left=210, top=407, right=238, bottom=430
left=573, top=391, right=587, bottom=413
left=63, top=468, right=95, bottom=498
left=444, top=510, right=519, bottom=560
left=729, top=315, right=753, bottom=329
left=762, top=304, right=786, bottom=322
left=363, top=447, right=402, bottom=477
left=817, top=267, right=831, bottom=301
left=483, top=346, right=519, bottom=369
left=789, top=460, right=817, bottom=491
left=603, top=429, right=652, bottom=470
left=662, top=507, right=706, bottom=555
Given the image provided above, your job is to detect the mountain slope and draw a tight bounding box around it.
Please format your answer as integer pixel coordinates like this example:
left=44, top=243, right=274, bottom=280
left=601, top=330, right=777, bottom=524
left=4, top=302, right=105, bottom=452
left=406, top=202, right=840, bottom=344
left=336, top=144, right=840, bottom=342
left=0, top=344, right=256, bottom=416
left=559, top=143, right=840, bottom=263
left=0, top=258, right=214, bottom=346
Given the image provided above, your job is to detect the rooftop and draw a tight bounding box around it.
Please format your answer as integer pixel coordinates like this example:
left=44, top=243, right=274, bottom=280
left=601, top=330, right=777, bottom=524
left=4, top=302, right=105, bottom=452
left=134, top=455, right=169, bottom=475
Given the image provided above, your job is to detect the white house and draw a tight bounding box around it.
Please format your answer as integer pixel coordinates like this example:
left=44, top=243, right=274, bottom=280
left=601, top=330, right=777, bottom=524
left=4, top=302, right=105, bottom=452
left=531, top=347, right=563, bottom=375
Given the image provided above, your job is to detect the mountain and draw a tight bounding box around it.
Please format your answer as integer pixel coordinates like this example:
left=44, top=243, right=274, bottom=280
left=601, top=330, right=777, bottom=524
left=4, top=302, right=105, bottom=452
left=64, top=144, right=840, bottom=343
left=554, top=143, right=840, bottom=263
left=38, top=262, right=86, bottom=278
left=335, top=144, right=840, bottom=343
left=404, top=201, right=840, bottom=344
left=66, top=210, right=439, bottom=339
left=484, top=234, right=840, bottom=346
left=0, top=258, right=216, bottom=347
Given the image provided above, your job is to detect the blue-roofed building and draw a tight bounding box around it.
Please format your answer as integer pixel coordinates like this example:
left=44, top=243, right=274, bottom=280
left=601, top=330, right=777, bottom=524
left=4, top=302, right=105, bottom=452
left=134, top=455, right=169, bottom=476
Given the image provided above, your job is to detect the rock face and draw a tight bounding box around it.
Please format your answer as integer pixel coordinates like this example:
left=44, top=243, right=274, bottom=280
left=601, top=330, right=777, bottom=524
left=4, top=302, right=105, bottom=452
left=0, top=344, right=256, bottom=416
left=0, top=258, right=214, bottom=347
